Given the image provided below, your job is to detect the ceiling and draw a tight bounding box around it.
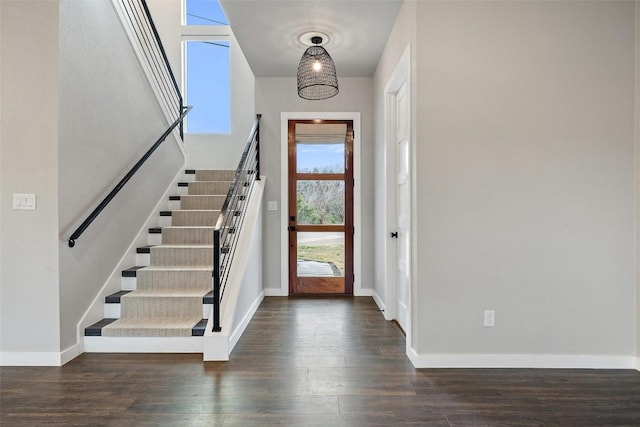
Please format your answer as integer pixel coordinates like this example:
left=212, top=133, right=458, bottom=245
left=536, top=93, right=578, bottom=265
left=219, top=0, right=404, bottom=77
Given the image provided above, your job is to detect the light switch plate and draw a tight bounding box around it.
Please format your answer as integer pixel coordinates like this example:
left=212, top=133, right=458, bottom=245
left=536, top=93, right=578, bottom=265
left=13, top=193, right=36, bottom=211
left=267, top=201, right=278, bottom=211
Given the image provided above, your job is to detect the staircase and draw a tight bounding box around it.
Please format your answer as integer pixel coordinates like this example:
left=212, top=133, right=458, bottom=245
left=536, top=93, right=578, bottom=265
left=84, top=169, right=235, bottom=348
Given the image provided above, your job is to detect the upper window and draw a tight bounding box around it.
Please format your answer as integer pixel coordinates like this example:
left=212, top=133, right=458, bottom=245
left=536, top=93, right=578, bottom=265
left=185, top=0, right=228, bottom=26
left=184, top=40, right=230, bottom=134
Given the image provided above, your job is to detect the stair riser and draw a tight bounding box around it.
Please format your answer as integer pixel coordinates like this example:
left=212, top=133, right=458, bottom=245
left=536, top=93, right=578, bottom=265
left=172, top=211, right=220, bottom=226
left=120, top=296, right=203, bottom=319
left=105, top=303, right=211, bottom=319
left=188, top=181, right=233, bottom=196
left=195, top=170, right=235, bottom=181
left=180, top=196, right=226, bottom=210
left=162, top=228, right=215, bottom=245
left=151, top=247, right=213, bottom=267
left=136, top=270, right=211, bottom=291
left=122, top=276, right=136, bottom=291
left=148, top=233, right=162, bottom=246
left=136, top=253, right=150, bottom=266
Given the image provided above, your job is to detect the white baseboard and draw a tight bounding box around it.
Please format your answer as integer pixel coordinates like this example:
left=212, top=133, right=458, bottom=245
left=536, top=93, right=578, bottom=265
left=60, top=343, right=83, bottom=365
left=229, top=291, right=264, bottom=353
left=354, top=288, right=373, bottom=296
left=0, top=352, right=63, bottom=366
left=84, top=336, right=202, bottom=353
left=407, top=348, right=636, bottom=369
left=371, top=290, right=386, bottom=313
left=635, top=357, right=640, bottom=371
left=264, top=287, right=287, bottom=296
left=0, top=342, right=84, bottom=366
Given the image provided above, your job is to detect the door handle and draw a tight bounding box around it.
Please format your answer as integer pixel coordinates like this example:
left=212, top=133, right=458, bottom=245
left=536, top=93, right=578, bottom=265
left=390, top=232, right=398, bottom=238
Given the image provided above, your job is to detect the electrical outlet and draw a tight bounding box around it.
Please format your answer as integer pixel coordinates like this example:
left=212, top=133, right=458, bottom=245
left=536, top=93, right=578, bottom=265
left=484, top=310, right=495, bottom=327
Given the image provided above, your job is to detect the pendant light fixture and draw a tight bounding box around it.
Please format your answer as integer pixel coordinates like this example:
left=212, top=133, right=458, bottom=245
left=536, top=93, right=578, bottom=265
left=297, top=35, right=339, bottom=100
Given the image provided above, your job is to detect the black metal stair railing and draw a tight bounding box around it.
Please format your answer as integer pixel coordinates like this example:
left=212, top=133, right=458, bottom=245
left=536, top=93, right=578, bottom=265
left=212, top=114, right=261, bottom=332
left=68, top=0, right=190, bottom=247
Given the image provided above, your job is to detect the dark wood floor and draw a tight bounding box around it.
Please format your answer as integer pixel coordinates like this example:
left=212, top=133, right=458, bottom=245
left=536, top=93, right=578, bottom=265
left=2, top=297, right=640, bottom=426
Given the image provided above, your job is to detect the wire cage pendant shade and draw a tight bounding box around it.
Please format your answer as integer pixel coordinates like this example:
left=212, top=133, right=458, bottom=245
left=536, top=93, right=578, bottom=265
left=297, top=36, right=339, bottom=100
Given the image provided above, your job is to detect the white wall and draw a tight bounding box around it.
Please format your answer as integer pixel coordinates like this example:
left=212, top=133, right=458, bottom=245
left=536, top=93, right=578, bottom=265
left=57, top=0, right=185, bottom=352
left=255, top=77, right=374, bottom=294
left=405, top=0, right=635, bottom=362
left=0, top=1, right=62, bottom=357
left=147, top=0, right=256, bottom=170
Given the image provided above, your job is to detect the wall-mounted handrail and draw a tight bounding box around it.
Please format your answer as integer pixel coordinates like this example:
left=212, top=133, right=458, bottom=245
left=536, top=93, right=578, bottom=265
left=212, top=114, right=261, bottom=332
left=69, top=0, right=190, bottom=248
left=68, top=106, right=192, bottom=248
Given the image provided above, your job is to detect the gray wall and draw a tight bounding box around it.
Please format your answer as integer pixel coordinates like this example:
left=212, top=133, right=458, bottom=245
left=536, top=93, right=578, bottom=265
left=255, top=77, right=374, bottom=293
left=375, top=0, right=636, bottom=357
left=0, top=0, right=62, bottom=354
left=57, top=0, right=185, bottom=351
left=636, top=1, right=640, bottom=362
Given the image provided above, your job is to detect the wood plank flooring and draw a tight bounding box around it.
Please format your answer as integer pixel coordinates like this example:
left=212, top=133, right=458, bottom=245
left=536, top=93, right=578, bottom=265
left=2, top=296, right=640, bottom=426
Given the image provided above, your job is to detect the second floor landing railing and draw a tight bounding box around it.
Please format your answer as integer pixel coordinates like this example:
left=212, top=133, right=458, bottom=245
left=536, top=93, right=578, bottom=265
left=212, top=114, right=261, bottom=332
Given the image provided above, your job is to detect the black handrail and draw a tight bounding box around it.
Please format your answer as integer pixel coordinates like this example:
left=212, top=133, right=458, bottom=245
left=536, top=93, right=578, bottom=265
left=68, top=0, right=189, bottom=247
left=212, top=114, right=261, bottom=332
left=68, top=106, right=192, bottom=248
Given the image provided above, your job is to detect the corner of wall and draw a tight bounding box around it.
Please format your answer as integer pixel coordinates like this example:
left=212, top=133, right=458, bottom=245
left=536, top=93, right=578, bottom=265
left=635, top=0, right=640, bottom=363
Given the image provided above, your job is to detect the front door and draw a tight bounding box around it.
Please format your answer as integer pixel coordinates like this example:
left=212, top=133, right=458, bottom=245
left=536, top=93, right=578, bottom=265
left=288, top=120, right=354, bottom=294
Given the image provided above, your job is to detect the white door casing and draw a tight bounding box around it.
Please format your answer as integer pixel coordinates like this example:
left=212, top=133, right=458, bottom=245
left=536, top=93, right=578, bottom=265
left=384, top=45, right=412, bottom=351
left=278, top=112, right=363, bottom=297
left=395, top=80, right=410, bottom=332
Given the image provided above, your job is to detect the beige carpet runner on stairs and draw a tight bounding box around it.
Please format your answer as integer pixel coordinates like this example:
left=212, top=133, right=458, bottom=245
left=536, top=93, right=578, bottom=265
left=102, top=170, right=235, bottom=337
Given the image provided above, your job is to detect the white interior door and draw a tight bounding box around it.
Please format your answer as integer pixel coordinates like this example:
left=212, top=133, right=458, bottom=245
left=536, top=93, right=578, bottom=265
left=395, top=81, right=410, bottom=332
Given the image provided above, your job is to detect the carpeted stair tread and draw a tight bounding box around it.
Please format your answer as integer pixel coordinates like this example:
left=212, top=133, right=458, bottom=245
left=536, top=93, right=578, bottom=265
left=123, top=288, right=208, bottom=298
